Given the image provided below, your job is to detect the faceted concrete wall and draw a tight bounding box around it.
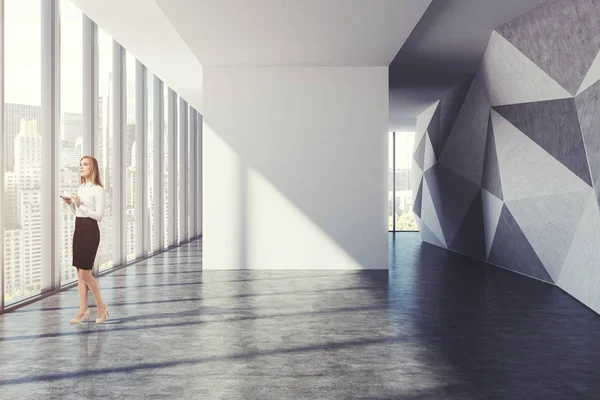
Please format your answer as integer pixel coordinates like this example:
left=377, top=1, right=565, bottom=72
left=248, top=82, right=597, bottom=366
left=413, top=0, right=600, bottom=314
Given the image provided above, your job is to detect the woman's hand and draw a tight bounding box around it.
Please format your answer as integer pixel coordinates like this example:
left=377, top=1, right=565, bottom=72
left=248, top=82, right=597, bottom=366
left=72, top=193, right=81, bottom=207
left=61, top=196, right=72, bottom=205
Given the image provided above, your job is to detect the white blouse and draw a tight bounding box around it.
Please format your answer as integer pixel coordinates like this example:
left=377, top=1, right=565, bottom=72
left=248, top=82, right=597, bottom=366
left=68, top=182, right=105, bottom=222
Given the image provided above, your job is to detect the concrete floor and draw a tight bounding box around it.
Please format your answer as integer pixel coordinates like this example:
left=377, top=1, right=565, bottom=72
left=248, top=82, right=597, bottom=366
left=0, top=234, right=599, bottom=399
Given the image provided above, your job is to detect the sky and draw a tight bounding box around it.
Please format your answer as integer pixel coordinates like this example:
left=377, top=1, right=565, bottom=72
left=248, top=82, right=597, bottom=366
left=389, top=132, right=415, bottom=170
left=4, top=0, right=149, bottom=121
left=4, top=0, right=42, bottom=107
left=62, top=0, right=83, bottom=114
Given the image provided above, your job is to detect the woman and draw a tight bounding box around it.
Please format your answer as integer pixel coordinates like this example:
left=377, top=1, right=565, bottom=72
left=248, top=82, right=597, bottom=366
left=62, top=156, right=109, bottom=324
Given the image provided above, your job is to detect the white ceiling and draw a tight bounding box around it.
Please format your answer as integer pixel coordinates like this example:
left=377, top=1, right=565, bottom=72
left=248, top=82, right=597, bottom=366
left=71, top=0, right=431, bottom=112
left=71, top=0, right=204, bottom=112
left=154, top=0, right=432, bottom=67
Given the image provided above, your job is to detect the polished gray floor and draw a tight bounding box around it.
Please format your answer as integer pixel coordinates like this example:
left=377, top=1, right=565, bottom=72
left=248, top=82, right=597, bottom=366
left=1, top=234, right=599, bottom=399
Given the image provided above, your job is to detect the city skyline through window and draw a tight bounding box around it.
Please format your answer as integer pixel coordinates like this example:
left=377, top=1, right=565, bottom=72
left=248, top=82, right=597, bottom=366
left=95, top=27, right=114, bottom=271
left=3, top=0, right=43, bottom=304
left=126, top=52, right=137, bottom=262
left=164, top=88, right=170, bottom=246
left=1, top=0, right=202, bottom=309
left=389, top=132, right=418, bottom=232
left=148, top=74, right=156, bottom=254
left=59, top=0, right=84, bottom=287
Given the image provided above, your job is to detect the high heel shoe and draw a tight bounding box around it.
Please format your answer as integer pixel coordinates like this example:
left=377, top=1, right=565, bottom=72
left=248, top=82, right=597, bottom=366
left=69, top=309, right=90, bottom=324
left=95, top=305, right=109, bottom=324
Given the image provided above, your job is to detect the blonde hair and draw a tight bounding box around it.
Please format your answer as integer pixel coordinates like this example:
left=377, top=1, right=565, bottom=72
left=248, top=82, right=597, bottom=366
left=79, top=156, right=103, bottom=187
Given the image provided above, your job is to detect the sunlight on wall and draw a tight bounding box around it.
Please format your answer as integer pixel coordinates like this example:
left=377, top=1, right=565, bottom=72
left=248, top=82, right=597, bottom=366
left=203, top=123, right=243, bottom=270
left=246, top=168, right=367, bottom=270
left=203, top=123, right=382, bottom=270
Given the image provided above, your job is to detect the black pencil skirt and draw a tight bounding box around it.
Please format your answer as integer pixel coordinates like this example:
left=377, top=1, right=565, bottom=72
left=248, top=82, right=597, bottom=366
left=72, top=217, right=100, bottom=270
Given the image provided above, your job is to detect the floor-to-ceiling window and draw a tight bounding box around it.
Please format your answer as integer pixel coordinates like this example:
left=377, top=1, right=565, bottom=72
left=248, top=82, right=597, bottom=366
left=388, top=133, right=394, bottom=231
left=176, top=97, right=182, bottom=244
left=125, top=51, right=137, bottom=262
left=0, top=0, right=202, bottom=313
left=147, top=74, right=156, bottom=254
left=95, top=28, right=114, bottom=271
left=165, top=88, right=178, bottom=249
left=163, top=88, right=170, bottom=247
left=3, top=0, right=43, bottom=305
left=188, top=106, right=192, bottom=238
left=389, top=132, right=418, bottom=232
left=59, top=0, right=84, bottom=286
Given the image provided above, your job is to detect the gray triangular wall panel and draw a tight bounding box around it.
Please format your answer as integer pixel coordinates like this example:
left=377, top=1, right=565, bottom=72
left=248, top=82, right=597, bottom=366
left=573, top=0, right=600, bottom=89
left=493, top=99, right=592, bottom=186
left=575, top=78, right=600, bottom=208
left=481, top=188, right=504, bottom=259
left=497, top=0, right=600, bottom=94
left=491, top=110, right=591, bottom=201
left=413, top=134, right=426, bottom=171
left=488, top=205, right=553, bottom=282
left=413, top=179, right=423, bottom=218
left=505, top=189, right=590, bottom=281
left=577, top=48, right=600, bottom=95
left=418, top=218, right=446, bottom=248
left=482, top=113, right=503, bottom=200
left=411, top=160, right=423, bottom=199
left=421, top=178, right=448, bottom=247
left=448, top=190, right=487, bottom=261
left=438, top=72, right=489, bottom=186
left=423, top=134, right=437, bottom=172
left=558, top=192, right=600, bottom=314
left=482, top=31, right=571, bottom=106
left=438, top=77, right=474, bottom=155
left=424, top=163, right=480, bottom=245
left=426, top=103, right=442, bottom=158
left=415, top=101, right=439, bottom=150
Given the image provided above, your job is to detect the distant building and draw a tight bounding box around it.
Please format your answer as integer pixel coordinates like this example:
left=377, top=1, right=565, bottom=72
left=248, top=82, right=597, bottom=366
left=395, top=168, right=410, bottom=192
left=63, top=112, right=83, bottom=143
left=4, top=103, right=41, bottom=171
left=4, top=120, right=43, bottom=301
left=3, top=106, right=87, bottom=299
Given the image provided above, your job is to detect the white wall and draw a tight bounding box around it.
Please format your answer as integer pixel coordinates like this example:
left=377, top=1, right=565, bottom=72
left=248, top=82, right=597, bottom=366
left=202, top=67, right=388, bottom=270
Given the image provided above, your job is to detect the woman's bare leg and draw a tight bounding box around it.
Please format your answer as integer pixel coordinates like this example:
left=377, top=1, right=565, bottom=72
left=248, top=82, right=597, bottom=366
left=79, top=270, right=106, bottom=319
left=77, top=269, right=89, bottom=316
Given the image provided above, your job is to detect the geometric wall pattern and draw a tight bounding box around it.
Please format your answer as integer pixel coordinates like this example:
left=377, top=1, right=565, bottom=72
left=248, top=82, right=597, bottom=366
left=413, top=0, right=600, bottom=314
